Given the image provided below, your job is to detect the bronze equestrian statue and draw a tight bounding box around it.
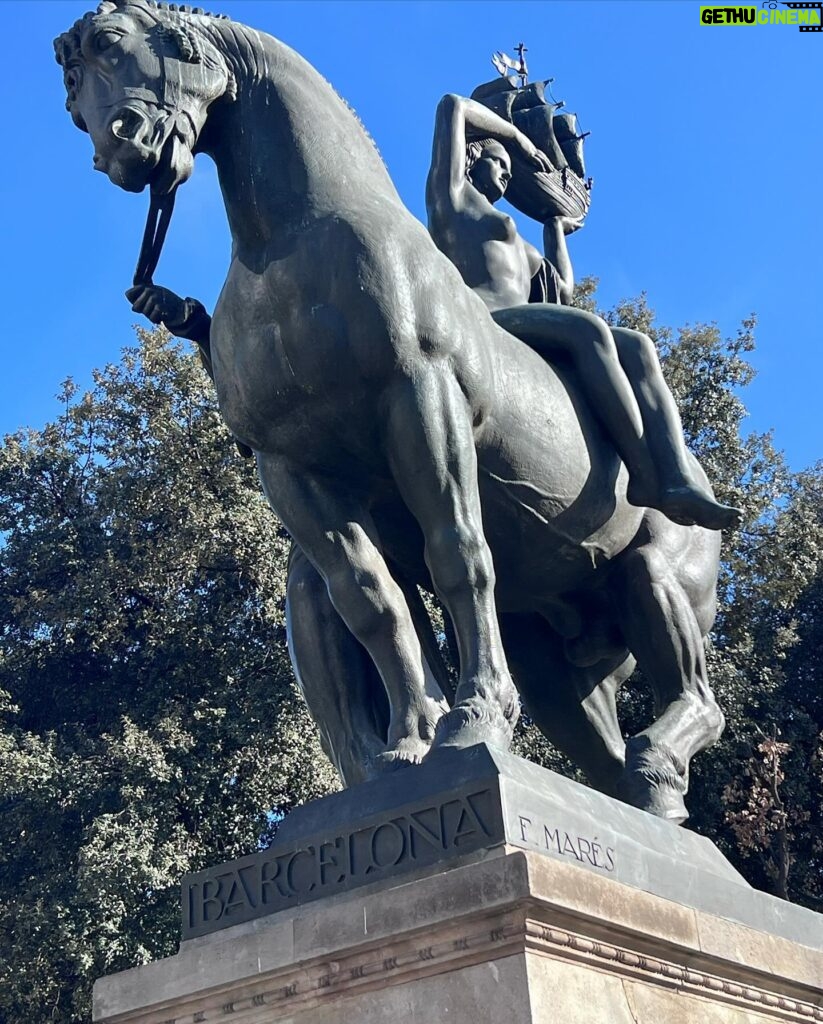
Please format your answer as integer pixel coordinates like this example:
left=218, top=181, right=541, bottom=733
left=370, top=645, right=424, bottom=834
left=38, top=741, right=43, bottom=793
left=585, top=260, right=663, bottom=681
left=56, top=0, right=736, bottom=822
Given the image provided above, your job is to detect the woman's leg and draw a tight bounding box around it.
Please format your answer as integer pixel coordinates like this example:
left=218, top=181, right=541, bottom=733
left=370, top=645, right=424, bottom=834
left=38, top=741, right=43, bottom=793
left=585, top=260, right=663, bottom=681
left=491, top=305, right=658, bottom=499
left=492, top=306, right=740, bottom=530
left=611, top=328, right=741, bottom=530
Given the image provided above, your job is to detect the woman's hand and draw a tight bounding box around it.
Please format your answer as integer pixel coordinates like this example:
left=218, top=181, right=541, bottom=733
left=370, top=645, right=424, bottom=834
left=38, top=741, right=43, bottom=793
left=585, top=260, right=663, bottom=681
left=558, top=214, right=585, bottom=235
left=516, top=133, right=554, bottom=173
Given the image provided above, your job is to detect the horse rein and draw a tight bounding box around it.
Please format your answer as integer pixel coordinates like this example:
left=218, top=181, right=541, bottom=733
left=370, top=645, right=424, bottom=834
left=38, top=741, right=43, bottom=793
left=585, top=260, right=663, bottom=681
left=133, top=185, right=177, bottom=287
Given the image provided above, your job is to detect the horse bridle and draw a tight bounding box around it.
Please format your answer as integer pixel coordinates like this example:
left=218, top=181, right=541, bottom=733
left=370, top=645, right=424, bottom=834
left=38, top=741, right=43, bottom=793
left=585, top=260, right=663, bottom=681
left=132, top=31, right=188, bottom=288
left=133, top=184, right=177, bottom=287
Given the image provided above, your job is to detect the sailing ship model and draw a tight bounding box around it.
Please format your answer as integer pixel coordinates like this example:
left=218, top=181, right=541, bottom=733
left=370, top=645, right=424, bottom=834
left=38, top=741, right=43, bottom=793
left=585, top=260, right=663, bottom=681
left=471, top=44, right=593, bottom=223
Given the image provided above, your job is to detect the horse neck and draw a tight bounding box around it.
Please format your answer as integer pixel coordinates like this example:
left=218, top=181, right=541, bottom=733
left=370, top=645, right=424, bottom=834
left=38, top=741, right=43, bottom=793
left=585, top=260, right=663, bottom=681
left=197, top=22, right=399, bottom=256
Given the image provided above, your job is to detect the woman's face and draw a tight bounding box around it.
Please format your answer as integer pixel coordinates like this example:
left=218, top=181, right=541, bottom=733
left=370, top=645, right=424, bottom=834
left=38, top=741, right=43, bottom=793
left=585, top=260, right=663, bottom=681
left=468, top=141, right=512, bottom=203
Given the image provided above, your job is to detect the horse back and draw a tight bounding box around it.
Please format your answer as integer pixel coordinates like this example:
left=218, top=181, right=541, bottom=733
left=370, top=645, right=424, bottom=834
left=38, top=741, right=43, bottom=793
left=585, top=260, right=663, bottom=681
left=474, top=326, right=645, bottom=600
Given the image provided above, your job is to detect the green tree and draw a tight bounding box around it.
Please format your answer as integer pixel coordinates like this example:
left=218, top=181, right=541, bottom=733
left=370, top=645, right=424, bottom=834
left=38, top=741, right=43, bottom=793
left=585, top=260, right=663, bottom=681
left=717, top=466, right=823, bottom=907
left=587, top=284, right=823, bottom=909
left=1, top=296, right=820, bottom=1024
left=0, top=328, right=337, bottom=1023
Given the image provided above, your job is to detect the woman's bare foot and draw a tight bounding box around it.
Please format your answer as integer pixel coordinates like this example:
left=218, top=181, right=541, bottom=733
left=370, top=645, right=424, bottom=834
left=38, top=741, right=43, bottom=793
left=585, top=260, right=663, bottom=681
left=628, top=479, right=742, bottom=531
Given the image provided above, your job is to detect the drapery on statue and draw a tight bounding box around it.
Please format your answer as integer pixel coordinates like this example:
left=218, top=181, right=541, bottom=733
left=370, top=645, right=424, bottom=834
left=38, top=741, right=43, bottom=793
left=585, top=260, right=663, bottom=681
left=56, top=1, right=738, bottom=823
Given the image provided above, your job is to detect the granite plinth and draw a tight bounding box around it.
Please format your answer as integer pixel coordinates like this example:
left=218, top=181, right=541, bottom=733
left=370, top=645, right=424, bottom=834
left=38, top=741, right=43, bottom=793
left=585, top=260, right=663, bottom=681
left=95, top=847, right=823, bottom=1023
left=94, top=746, right=823, bottom=1023
left=182, top=744, right=820, bottom=952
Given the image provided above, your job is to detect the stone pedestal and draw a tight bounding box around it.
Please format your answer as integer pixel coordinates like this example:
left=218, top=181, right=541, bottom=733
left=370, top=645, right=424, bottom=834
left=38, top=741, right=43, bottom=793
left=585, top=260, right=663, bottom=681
left=94, top=747, right=823, bottom=1023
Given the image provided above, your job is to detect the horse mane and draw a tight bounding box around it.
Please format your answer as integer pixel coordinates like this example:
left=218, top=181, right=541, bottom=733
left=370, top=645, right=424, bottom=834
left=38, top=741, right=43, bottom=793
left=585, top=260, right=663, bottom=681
left=55, top=1, right=229, bottom=71
left=129, top=1, right=230, bottom=19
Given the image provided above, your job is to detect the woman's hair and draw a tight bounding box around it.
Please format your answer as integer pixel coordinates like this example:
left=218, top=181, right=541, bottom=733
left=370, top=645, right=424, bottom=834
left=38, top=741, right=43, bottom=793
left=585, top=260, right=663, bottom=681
left=465, top=138, right=500, bottom=176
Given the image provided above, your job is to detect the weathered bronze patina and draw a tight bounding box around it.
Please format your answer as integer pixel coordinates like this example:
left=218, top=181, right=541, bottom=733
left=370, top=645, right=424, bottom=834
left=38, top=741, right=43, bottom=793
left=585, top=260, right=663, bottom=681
left=56, top=2, right=737, bottom=823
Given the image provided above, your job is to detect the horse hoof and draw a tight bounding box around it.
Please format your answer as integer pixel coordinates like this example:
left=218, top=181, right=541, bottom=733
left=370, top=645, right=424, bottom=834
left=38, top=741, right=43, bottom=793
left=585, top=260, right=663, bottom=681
left=431, top=700, right=514, bottom=753
left=622, top=736, right=689, bottom=824
left=624, top=780, right=689, bottom=824
left=371, top=737, right=431, bottom=775
left=370, top=751, right=420, bottom=775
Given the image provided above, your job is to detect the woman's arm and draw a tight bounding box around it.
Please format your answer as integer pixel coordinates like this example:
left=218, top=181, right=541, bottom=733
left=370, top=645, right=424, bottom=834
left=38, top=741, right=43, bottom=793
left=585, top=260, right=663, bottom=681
left=426, top=94, right=550, bottom=215
left=541, top=216, right=584, bottom=305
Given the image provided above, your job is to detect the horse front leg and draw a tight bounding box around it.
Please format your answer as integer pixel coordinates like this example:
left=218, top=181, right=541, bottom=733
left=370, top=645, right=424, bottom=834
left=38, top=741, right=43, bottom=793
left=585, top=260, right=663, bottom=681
left=256, top=454, right=447, bottom=770
left=383, top=369, right=520, bottom=752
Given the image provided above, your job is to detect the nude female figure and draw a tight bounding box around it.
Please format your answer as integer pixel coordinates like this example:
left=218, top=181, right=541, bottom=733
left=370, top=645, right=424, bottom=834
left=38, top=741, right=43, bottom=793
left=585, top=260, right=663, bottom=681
left=426, top=93, right=740, bottom=532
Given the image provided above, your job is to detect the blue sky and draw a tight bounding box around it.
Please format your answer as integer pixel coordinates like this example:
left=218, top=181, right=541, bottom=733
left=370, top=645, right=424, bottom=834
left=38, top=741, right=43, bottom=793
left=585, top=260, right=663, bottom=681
left=6, top=1, right=822, bottom=470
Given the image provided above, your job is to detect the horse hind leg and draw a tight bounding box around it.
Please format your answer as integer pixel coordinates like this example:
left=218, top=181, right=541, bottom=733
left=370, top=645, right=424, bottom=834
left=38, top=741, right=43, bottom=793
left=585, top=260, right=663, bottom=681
left=610, top=538, right=725, bottom=823
left=258, top=455, right=448, bottom=770
left=286, top=543, right=389, bottom=786
left=500, top=612, right=630, bottom=799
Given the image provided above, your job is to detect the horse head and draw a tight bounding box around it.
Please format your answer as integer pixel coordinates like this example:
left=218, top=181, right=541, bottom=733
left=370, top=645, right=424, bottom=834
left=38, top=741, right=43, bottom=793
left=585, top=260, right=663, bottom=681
left=55, top=1, right=236, bottom=195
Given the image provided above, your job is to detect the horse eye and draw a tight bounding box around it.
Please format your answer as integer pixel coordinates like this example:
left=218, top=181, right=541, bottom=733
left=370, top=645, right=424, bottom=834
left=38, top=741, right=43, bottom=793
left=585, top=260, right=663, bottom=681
left=94, top=30, right=122, bottom=53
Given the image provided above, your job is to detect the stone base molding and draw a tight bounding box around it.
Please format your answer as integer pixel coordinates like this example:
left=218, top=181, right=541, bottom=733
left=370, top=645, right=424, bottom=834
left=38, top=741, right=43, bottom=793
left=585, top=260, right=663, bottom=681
left=95, top=848, right=823, bottom=1024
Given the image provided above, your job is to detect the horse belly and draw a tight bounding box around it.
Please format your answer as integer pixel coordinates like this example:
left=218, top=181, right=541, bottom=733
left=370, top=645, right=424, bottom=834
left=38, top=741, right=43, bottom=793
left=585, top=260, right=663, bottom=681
left=476, top=344, right=642, bottom=607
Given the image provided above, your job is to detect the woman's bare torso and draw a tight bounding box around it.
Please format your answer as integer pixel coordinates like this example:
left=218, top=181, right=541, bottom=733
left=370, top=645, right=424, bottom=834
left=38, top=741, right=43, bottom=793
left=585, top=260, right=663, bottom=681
left=429, top=190, right=543, bottom=313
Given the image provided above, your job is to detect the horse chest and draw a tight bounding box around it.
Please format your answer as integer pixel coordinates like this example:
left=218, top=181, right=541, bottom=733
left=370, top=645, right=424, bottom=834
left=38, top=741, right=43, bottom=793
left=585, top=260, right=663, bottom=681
left=210, top=287, right=380, bottom=458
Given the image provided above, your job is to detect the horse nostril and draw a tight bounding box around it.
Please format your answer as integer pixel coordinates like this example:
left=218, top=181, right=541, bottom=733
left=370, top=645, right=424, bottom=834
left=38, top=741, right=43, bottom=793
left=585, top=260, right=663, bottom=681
left=93, top=153, right=106, bottom=171
left=110, top=108, right=146, bottom=142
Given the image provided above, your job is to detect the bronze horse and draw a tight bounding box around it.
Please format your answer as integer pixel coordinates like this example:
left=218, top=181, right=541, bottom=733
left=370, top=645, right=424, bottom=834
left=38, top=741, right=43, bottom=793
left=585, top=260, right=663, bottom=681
left=56, top=1, right=726, bottom=821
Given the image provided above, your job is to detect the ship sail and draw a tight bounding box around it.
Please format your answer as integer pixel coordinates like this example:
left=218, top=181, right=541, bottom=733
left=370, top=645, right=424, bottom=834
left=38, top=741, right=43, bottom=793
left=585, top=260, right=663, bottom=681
left=469, top=63, right=592, bottom=224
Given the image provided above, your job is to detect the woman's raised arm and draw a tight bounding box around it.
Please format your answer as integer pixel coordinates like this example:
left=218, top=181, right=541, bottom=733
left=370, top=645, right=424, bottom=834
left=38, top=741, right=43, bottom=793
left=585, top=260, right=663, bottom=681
left=426, top=94, right=549, bottom=214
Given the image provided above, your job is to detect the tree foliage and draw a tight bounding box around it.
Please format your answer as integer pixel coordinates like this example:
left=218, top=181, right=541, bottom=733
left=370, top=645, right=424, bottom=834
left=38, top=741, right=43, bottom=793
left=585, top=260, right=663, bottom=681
left=0, top=329, right=336, bottom=1023
left=584, top=282, right=823, bottom=911
left=0, top=296, right=821, bottom=1021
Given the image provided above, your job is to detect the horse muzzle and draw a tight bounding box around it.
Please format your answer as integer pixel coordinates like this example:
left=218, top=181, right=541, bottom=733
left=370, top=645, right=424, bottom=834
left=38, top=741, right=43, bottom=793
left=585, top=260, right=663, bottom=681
left=91, top=106, right=159, bottom=192
left=94, top=105, right=194, bottom=195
